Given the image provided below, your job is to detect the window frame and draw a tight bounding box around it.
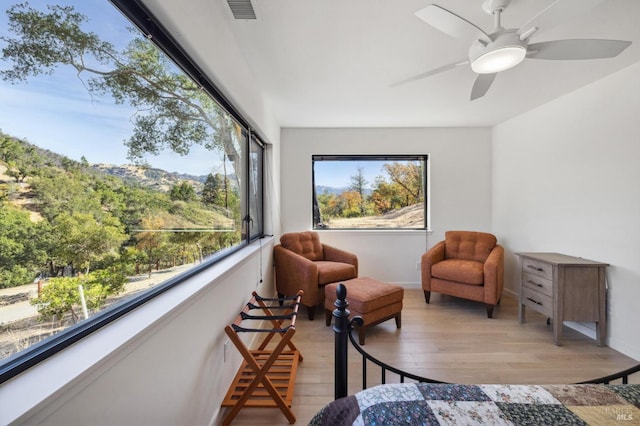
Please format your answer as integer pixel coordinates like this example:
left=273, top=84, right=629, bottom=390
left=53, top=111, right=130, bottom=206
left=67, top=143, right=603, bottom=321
left=248, top=133, right=265, bottom=241
left=312, top=154, right=429, bottom=231
left=0, top=0, right=265, bottom=384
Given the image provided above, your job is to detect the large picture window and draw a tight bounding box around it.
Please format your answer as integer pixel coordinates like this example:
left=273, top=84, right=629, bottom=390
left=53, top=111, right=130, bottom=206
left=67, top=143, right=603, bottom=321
left=0, top=0, right=263, bottom=381
left=312, top=155, right=428, bottom=230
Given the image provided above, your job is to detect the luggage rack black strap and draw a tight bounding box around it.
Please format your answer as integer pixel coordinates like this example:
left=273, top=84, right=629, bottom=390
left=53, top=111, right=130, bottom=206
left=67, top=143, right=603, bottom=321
left=246, top=301, right=299, bottom=310
left=254, top=293, right=299, bottom=302
left=240, top=311, right=296, bottom=321
left=231, top=324, right=292, bottom=333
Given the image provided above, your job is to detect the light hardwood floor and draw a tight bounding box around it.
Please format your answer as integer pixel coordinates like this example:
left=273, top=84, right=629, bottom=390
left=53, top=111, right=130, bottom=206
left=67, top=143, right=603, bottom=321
left=224, top=288, right=639, bottom=425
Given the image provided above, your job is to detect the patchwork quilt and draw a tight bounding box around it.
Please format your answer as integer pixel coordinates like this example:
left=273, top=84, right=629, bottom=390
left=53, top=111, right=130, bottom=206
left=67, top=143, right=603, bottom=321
left=309, top=383, right=640, bottom=425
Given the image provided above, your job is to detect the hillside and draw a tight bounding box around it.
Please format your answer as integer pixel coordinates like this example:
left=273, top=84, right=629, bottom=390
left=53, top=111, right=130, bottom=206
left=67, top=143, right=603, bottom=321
left=1, top=133, right=239, bottom=289
left=2, top=136, right=211, bottom=193
left=92, top=163, right=207, bottom=193
left=322, top=203, right=423, bottom=228
left=1, top=157, right=234, bottom=231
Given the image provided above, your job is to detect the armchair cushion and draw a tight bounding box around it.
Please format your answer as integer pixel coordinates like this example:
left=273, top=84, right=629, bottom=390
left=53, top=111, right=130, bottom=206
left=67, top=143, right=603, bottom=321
left=316, top=261, right=357, bottom=285
left=432, top=259, right=484, bottom=285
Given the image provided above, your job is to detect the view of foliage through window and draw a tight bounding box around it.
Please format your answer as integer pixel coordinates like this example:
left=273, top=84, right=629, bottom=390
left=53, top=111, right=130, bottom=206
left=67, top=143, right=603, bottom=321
left=313, top=155, right=427, bottom=229
left=0, top=1, right=263, bottom=365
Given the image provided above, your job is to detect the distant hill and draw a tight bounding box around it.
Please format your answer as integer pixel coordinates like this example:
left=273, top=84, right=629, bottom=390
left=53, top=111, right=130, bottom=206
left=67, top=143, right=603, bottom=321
left=92, top=163, right=207, bottom=193
left=6, top=137, right=212, bottom=194
left=316, top=185, right=372, bottom=196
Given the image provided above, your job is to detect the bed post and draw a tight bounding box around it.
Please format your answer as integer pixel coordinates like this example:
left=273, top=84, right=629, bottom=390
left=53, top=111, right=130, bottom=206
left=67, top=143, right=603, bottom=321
left=333, top=283, right=350, bottom=399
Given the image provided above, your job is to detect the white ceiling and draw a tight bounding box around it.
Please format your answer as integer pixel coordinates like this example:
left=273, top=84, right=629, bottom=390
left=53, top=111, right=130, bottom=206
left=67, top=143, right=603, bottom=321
left=152, top=0, right=640, bottom=128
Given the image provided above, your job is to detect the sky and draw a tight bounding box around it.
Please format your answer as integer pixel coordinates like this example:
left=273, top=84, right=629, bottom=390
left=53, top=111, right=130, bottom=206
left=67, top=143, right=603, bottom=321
left=314, top=160, right=388, bottom=189
left=0, top=0, right=224, bottom=176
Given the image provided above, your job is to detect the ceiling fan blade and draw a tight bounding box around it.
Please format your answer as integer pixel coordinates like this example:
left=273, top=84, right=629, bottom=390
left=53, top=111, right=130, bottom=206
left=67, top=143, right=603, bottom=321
left=415, top=5, right=490, bottom=43
left=517, top=0, right=606, bottom=40
left=528, top=39, right=631, bottom=60
left=470, top=73, right=496, bottom=101
left=390, top=59, right=468, bottom=88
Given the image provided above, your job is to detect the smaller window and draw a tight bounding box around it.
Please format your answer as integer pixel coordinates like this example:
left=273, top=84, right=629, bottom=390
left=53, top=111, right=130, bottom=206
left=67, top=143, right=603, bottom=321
left=312, top=155, right=428, bottom=230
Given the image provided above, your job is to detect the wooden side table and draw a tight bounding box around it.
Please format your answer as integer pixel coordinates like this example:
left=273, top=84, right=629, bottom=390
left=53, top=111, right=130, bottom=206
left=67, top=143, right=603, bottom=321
left=516, top=252, right=608, bottom=346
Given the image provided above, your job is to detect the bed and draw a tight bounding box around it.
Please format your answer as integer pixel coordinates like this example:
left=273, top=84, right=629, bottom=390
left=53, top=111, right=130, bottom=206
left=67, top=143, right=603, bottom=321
left=314, top=284, right=640, bottom=425
left=310, top=382, right=640, bottom=425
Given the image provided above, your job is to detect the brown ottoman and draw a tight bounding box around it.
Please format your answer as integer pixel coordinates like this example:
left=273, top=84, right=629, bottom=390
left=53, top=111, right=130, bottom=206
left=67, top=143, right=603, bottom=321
left=324, top=277, right=404, bottom=345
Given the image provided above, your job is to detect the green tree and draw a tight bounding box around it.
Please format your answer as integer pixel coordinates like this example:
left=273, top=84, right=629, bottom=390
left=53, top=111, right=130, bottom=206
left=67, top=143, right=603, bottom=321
left=370, top=178, right=402, bottom=213
left=31, top=276, right=80, bottom=322
left=349, top=168, right=368, bottom=198
left=135, top=216, right=169, bottom=277
left=370, top=162, right=423, bottom=213
left=201, top=173, right=219, bottom=205
left=30, top=269, right=126, bottom=323
left=50, top=212, right=127, bottom=274
left=0, top=205, right=48, bottom=288
left=94, top=177, right=126, bottom=217
left=82, top=269, right=127, bottom=310
left=169, top=181, right=197, bottom=202
left=120, top=246, right=148, bottom=275
left=349, top=167, right=368, bottom=215
left=169, top=231, right=202, bottom=264
left=60, top=156, right=82, bottom=173
left=29, top=173, right=102, bottom=222
left=340, top=190, right=364, bottom=218
left=0, top=132, right=24, bottom=163
left=317, top=191, right=339, bottom=219
left=383, top=162, right=422, bottom=205
left=0, top=3, right=241, bottom=175
left=200, top=172, right=239, bottom=214
left=5, top=145, right=44, bottom=183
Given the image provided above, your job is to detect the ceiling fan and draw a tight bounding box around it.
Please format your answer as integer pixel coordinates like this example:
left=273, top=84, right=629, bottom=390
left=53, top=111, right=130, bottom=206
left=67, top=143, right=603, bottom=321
left=396, top=0, right=632, bottom=100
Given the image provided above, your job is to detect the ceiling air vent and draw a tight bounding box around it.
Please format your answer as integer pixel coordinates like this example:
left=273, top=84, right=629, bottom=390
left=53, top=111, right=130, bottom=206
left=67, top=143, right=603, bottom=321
left=227, top=0, right=256, bottom=19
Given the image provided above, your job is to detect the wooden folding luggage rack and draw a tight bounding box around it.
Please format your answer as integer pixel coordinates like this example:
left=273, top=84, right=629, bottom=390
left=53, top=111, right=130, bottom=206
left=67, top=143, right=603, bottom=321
left=221, top=291, right=303, bottom=425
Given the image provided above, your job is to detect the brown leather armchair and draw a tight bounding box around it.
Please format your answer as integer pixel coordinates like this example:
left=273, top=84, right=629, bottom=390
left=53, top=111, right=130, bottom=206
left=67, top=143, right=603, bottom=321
left=421, top=231, right=504, bottom=318
left=274, top=231, right=358, bottom=320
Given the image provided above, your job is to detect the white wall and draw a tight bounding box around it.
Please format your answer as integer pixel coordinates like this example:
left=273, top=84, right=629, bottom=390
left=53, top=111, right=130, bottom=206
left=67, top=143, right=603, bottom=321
left=281, top=127, right=493, bottom=285
left=492, top=61, right=640, bottom=360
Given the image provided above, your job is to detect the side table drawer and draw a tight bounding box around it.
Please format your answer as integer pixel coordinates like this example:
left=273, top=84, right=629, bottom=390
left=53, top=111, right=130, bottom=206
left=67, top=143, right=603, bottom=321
left=522, top=272, right=553, bottom=297
left=522, top=286, right=552, bottom=318
left=521, top=258, right=553, bottom=280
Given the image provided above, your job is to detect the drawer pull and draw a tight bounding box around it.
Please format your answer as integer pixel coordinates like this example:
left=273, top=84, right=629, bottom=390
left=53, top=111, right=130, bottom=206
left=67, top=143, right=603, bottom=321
left=527, top=280, right=544, bottom=288
left=526, top=296, right=543, bottom=306
left=526, top=265, right=544, bottom=272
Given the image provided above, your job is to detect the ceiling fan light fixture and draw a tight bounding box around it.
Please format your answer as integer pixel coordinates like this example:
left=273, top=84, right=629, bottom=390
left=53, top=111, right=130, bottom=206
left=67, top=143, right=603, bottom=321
left=471, top=45, right=526, bottom=73
left=469, top=31, right=527, bottom=74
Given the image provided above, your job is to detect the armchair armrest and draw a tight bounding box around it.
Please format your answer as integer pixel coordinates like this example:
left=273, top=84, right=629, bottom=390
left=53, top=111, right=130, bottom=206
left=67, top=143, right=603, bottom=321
left=421, top=240, right=445, bottom=291
left=483, top=244, right=504, bottom=305
left=323, top=244, right=358, bottom=276
left=274, top=245, right=319, bottom=306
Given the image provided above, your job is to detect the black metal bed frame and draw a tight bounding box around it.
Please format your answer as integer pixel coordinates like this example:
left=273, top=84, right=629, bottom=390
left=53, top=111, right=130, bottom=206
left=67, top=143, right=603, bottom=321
left=331, top=283, right=640, bottom=400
